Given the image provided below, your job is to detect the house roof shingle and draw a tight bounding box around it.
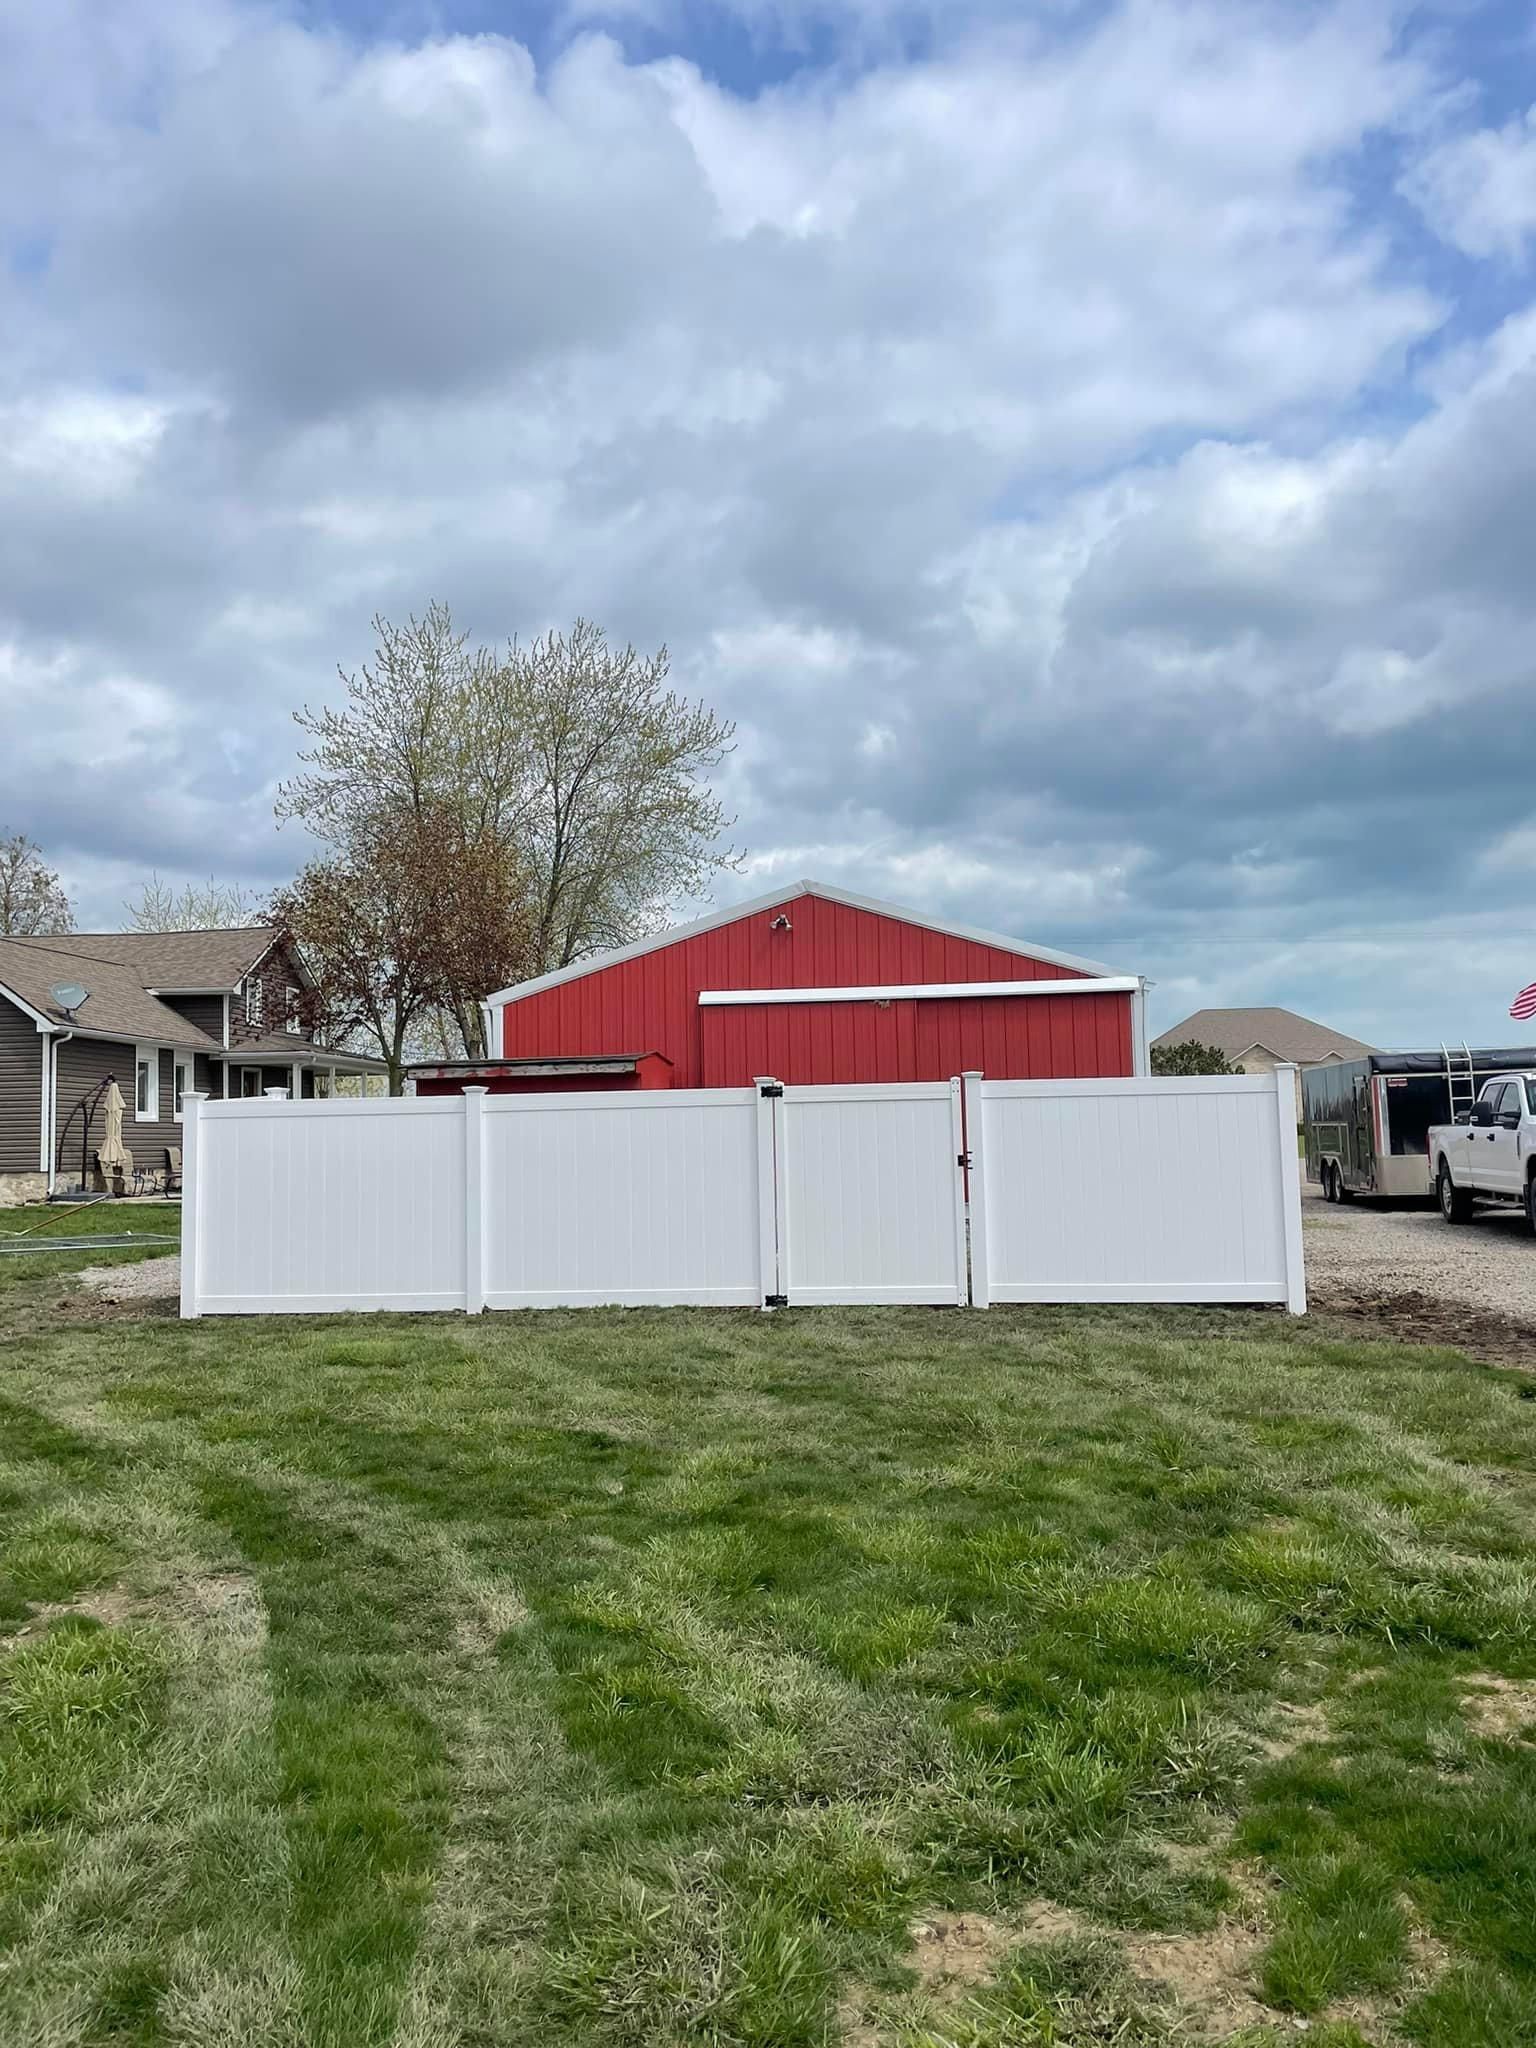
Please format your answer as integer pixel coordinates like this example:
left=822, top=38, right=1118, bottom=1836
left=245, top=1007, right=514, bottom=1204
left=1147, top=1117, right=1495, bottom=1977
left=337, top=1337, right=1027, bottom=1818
left=0, top=927, right=374, bottom=1062
left=0, top=937, right=218, bottom=1048
left=6, top=926, right=279, bottom=991
left=1152, top=1006, right=1375, bottom=1063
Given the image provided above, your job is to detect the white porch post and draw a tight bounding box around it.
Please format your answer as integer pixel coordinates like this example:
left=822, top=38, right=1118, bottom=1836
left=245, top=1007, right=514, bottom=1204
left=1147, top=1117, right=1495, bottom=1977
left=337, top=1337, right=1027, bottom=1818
left=463, top=1087, right=487, bottom=1314
left=1275, top=1064, right=1306, bottom=1315
left=179, top=1093, right=204, bottom=1320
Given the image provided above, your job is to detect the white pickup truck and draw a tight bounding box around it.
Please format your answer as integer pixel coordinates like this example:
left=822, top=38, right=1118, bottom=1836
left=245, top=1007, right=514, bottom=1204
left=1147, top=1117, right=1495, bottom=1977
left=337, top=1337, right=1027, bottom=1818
left=1428, top=1072, right=1536, bottom=1229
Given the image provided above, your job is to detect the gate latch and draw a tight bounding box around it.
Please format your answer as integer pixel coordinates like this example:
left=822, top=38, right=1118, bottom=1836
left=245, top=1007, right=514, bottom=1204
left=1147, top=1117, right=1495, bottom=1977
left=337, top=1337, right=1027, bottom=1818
left=957, top=1151, right=972, bottom=1169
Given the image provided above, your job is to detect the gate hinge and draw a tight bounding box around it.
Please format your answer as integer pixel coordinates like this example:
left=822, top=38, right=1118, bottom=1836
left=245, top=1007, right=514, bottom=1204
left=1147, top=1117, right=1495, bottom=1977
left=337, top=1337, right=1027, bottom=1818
left=764, top=1293, right=788, bottom=1308
left=957, top=1151, right=972, bottom=1169
left=760, top=1082, right=784, bottom=1098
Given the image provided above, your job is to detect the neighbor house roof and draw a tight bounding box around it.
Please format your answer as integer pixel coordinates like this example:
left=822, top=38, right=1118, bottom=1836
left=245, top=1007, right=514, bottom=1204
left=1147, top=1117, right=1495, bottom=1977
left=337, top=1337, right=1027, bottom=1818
left=0, top=936, right=217, bottom=1048
left=211, top=1032, right=389, bottom=1070
left=6, top=925, right=280, bottom=992
left=486, top=878, right=1134, bottom=1009
left=1152, top=1006, right=1375, bottom=1063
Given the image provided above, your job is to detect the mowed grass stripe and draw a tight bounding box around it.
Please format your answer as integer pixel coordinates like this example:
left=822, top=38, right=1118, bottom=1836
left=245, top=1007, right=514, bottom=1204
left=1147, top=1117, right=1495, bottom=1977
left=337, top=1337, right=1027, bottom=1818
left=0, top=1302, right=1534, bottom=2042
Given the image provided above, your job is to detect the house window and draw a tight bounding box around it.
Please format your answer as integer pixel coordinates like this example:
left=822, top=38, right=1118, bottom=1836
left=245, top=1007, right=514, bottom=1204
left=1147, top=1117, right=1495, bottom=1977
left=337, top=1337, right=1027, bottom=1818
left=314, top=1069, right=333, bottom=1100
left=173, top=1057, right=193, bottom=1119
left=248, top=978, right=264, bottom=1030
left=240, top=1068, right=263, bottom=1098
left=285, top=986, right=301, bottom=1035
left=135, top=1046, right=160, bottom=1121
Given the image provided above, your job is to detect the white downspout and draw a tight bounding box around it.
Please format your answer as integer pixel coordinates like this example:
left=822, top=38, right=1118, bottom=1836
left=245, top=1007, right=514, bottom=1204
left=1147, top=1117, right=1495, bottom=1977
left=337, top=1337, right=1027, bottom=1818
left=46, top=1030, right=73, bottom=1195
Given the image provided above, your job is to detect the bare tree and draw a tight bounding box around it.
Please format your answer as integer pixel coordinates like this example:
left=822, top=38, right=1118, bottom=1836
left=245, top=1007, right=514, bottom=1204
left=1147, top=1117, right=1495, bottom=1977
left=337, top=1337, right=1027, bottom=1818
left=279, top=609, right=739, bottom=1050
left=0, top=834, right=75, bottom=936
left=269, top=804, right=532, bottom=1091
left=124, top=873, right=259, bottom=931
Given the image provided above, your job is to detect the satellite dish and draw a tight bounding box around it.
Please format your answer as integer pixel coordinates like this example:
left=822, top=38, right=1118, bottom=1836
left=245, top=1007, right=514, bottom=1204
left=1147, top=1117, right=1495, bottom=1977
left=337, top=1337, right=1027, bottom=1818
left=49, top=982, right=89, bottom=1017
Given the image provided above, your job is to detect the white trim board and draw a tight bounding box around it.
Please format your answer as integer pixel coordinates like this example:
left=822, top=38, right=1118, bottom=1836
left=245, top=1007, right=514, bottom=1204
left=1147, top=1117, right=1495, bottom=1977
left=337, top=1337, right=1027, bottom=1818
left=0, top=977, right=57, bottom=1032
left=699, top=977, right=1139, bottom=1007
left=484, top=879, right=1134, bottom=1010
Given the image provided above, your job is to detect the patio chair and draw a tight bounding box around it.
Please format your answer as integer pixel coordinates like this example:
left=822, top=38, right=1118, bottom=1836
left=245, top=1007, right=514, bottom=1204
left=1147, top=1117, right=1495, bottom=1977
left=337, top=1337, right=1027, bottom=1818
left=93, top=1148, right=133, bottom=1198
left=164, top=1146, right=183, bottom=1195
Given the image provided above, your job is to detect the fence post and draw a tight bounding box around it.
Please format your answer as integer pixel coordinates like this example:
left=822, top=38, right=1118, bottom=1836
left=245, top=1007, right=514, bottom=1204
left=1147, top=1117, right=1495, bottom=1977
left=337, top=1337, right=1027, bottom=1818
left=463, top=1087, right=487, bottom=1315
left=754, top=1078, right=783, bottom=1307
left=948, top=1077, right=969, bottom=1306
left=1275, top=1064, right=1306, bottom=1315
left=962, top=1072, right=990, bottom=1308
left=179, top=1092, right=204, bottom=1320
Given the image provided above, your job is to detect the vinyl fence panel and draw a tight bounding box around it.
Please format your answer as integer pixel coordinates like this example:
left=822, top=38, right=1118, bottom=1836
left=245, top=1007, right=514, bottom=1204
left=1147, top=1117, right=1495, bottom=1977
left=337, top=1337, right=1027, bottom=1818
left=965, top=1068, right=1303, bottom=1311
left=187, top=1094, right=469, bottom=1314
left=480, top=1088, right=766, bottom=1308
left=774, top=1080, right=968, bottom=1305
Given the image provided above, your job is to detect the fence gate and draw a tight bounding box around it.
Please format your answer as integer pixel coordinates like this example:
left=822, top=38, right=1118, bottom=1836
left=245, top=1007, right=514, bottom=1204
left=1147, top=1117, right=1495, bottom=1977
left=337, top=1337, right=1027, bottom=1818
left=760, top=1079, right=969, bottom=1306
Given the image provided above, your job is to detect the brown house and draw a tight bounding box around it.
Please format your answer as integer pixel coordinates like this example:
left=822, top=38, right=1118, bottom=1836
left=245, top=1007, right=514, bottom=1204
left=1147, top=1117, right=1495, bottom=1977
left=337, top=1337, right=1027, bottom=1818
left=0, top=925, right=387, bottom=1204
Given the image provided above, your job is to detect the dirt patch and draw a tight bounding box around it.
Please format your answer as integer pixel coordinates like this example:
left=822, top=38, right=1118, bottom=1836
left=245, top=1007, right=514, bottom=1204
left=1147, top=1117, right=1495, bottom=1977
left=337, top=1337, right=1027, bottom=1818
left=1255, top=1696, right=1331, bottom=1761
left=1312, top=1288, right=1536, bottom=1373
left=1462, top=1674, right=1536, bottom=1743
left=2, top=1582, right=144, bottom=1644
left=905, top=1911, right=1016, bottom=1989
left=1121, top=1925, right=1270, bottom=2041
left=75, top=1255, right=180, bottom=1303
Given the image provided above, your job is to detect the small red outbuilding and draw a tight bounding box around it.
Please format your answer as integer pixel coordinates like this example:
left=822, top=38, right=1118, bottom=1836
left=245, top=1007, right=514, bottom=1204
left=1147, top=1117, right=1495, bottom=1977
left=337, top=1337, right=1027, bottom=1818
left=459, top=880, right=1147, bottom=1093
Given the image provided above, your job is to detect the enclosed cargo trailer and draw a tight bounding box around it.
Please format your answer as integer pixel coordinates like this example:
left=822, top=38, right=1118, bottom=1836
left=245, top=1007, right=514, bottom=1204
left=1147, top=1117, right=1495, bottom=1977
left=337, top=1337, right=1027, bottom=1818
left=1303, top=1045, right=1536, bottom=1200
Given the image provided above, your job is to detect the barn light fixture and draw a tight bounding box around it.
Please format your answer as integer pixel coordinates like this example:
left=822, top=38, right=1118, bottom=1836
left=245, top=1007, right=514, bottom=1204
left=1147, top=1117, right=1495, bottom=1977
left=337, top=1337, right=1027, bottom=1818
left=770, top=914, right=792, bottom=931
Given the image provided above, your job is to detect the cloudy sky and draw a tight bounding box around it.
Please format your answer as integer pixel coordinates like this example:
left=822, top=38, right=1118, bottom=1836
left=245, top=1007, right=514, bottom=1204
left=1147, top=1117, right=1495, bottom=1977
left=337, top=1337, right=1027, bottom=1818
left=4, top=0, right=1536, bottom=1046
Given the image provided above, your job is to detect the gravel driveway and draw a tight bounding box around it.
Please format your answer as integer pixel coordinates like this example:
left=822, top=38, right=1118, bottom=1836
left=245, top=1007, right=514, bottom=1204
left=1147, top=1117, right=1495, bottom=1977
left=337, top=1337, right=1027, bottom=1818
left=1302, top=1172, right=1536, bottom=1362
left=75, top=1255, right=181, bottom=1303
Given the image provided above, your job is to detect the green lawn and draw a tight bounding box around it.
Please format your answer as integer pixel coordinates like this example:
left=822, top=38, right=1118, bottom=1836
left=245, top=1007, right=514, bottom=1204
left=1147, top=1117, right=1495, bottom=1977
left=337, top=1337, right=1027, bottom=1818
left=2, top=1271, right=1535, bottom=2046
left=0, top=1198, right=181, bottom=1290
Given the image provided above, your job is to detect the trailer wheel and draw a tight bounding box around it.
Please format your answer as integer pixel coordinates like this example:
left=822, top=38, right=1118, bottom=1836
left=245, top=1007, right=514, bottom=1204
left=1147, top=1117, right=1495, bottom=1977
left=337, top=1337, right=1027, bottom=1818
left=1438, top=1163, right=1472, bottom=1225
left=1323, top=1163, right=1339, bottom=1203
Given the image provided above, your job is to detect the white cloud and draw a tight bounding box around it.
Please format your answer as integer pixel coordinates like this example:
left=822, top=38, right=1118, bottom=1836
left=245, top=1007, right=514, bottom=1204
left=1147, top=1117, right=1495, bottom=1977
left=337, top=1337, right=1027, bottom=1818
left=1405, top=104, right=1536, bottom=259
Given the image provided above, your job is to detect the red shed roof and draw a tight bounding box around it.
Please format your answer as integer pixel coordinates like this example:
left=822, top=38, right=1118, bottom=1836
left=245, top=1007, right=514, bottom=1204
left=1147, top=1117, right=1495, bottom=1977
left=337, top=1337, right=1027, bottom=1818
left=486, top=879, right=1132, bottom=1011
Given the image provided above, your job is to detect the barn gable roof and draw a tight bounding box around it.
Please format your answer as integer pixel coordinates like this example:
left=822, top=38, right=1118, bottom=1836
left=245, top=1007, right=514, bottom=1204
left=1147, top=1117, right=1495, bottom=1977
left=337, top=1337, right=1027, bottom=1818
left=485, top=879, right=1132, bottom=1010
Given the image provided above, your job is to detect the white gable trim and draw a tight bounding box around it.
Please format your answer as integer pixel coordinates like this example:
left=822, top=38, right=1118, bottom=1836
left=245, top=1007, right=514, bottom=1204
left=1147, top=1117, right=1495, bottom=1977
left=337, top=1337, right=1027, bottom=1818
left=0, top=977, right=57, bottom=1032
left=699, top=977, right=1139, bottom=1008
left=485, top=879, right=1131, bottom=1011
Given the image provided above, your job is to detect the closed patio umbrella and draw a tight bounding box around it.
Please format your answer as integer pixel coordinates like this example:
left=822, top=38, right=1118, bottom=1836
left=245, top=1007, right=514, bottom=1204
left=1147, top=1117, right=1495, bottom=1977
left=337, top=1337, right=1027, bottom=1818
left=98, top=1079, right=127, bottom=1173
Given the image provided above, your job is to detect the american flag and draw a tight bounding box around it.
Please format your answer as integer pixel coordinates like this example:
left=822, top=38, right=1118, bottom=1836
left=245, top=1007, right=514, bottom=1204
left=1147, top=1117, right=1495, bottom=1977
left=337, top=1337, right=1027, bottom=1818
left=1512, top=981, right=1536, bottom=1022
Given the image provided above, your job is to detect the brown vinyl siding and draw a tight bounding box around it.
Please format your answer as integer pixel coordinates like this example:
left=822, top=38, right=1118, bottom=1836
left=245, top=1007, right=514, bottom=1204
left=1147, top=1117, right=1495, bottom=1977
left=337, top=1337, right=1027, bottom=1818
left=53, top=1037, right=188, bottom=1186
left=232, top=940, right=312, bottom=1048
left=161, top=993, right=226, bottom=1040
left=0, top=995, right=44, bottom=1173
left=222, top=1062, right=304, bottom=1099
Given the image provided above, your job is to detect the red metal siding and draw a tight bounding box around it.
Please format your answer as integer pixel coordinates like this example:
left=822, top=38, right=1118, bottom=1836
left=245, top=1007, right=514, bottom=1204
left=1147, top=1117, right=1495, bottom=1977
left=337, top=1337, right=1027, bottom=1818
left=700, top=993, right=1129, bottom=1085
left=500, top=893, right=1133, bottom=1086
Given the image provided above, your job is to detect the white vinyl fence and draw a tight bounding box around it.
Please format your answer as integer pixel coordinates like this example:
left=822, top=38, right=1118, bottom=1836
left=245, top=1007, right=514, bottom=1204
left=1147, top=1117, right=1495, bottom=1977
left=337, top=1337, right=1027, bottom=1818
left=179, top=1067, right=1304, bottom=1318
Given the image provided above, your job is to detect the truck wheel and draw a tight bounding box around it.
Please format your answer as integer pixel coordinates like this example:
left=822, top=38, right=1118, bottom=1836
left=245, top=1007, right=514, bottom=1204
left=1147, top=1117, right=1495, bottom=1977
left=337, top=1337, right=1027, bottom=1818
left=1526, top=1174, right=1536, bottom=1236
left=1438, top=1163, right=1472, bottom=1225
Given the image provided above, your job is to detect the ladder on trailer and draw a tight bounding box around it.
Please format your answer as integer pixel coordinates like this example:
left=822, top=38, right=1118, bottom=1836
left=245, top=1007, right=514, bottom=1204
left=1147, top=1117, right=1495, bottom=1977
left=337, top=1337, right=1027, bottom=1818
left=1442, top=1041, right=1477, bottom=1119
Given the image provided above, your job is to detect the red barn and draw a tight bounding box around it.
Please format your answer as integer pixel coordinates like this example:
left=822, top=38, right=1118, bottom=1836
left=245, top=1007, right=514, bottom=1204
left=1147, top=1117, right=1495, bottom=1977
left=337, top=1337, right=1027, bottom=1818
left=412, top=881, right=1146, bottom=1095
